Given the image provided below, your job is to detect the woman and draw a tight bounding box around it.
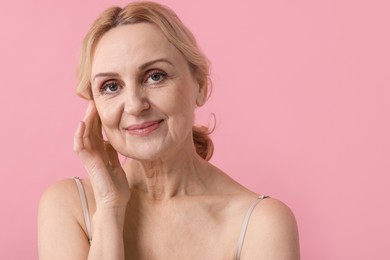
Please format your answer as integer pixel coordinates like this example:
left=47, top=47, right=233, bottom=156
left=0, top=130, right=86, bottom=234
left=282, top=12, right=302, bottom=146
left=38, top=2, right=300, bottom=259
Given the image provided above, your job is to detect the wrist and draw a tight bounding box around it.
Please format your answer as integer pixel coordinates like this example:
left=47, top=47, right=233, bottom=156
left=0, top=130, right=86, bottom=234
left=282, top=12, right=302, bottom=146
left=93, top=207, right=127, bottom=227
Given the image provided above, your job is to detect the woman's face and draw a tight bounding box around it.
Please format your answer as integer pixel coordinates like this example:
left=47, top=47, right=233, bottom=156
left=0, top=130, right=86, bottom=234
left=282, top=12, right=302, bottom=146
left=91, top=23, right=204, bottom=160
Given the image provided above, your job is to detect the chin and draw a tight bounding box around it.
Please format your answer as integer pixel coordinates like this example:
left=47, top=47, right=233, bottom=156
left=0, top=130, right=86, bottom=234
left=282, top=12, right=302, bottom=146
left=120, top=150, right=165, bottom=162
left=114, top=139, right=172, bottom=162
left=108, top=127, right=193, bottom=162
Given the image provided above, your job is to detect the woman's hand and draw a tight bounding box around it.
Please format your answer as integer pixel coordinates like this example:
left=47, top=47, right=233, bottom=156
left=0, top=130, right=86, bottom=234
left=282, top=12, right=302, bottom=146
left=73, top=101, right=130, bottom=211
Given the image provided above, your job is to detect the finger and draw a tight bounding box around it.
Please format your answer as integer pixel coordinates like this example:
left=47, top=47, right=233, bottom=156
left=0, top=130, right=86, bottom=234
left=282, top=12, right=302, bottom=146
left=73, top=121, right=86, bottom=153
left=83, top=101, right=97, bottom=140
left=90, top=113, right=105, bottom=151
left=74, top=123, right=113, bottom=187
left=73, top=120, right=96, bottom=164
left=82, top=102, right=104, bottom=153
left=83, top=101, right=96, bottom=122
left=84, top=102, right=106, bottom=154
left=73, top=103, right=100, bottom=161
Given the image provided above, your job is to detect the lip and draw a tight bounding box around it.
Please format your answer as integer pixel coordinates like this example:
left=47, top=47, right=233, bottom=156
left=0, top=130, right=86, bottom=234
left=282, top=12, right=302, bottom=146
left=124, top=119, right=163, bottom=136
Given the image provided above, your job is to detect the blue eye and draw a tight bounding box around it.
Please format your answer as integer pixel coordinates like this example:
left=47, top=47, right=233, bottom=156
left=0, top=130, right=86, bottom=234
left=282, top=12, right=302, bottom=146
left=144, top=71, right=167, bottom=85
left=100, top=81, right=120, bottom=94
left=151, top=74, right=162, bottom=81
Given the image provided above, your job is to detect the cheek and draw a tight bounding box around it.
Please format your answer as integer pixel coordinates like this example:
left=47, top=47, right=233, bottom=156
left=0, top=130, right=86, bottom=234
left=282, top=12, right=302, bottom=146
left=157, top=89, right=196, bottom=128
left=160, top=86, right=197, bottom=133
left=160, top=81, right=197, bottom=113
left=95, top=100, right=122, bottom=128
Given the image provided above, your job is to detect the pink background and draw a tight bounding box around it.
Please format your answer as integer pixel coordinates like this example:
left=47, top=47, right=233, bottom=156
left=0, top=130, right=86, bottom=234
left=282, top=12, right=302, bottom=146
left=0, top=0, right=389, bottom=259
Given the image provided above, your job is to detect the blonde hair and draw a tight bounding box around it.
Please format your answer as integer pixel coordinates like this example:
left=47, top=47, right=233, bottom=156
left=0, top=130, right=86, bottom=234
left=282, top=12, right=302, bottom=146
left=76, top=1, right=214, bottom=160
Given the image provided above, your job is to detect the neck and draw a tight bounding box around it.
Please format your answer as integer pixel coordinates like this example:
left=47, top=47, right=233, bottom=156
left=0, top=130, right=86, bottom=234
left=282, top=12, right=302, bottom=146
left=123, top=146, right=209, bottom=201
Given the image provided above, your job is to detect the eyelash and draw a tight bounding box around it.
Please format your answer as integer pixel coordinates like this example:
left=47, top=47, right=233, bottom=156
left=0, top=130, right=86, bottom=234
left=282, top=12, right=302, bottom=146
left=98, top=70, right=167, bottom=95
left=99, top=81, right=119, bottom=95
left=144, top=70, right=167, bottom=85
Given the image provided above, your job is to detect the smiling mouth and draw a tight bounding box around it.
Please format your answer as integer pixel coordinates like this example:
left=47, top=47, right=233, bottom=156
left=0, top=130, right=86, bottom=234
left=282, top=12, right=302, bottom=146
left=125, top=119, right=164, bottom=136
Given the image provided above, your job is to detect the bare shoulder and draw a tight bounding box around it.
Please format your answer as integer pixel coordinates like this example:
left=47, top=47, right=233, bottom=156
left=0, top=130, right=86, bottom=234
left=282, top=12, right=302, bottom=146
left=38, top=178, right=90, bottom=260
left=240, top=197, right=300, bottom=260
left=38, top=178, right=82, bottom=223
left=40, top=178, right=79, bottom=206
left=252, top=197, right=297, bottom=225
left=39, top=178, right=94, bottom=212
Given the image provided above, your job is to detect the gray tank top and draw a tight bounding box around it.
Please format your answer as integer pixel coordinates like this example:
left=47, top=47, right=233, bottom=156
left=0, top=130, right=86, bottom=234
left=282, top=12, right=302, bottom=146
left=73, top=177, right=269, bottom=259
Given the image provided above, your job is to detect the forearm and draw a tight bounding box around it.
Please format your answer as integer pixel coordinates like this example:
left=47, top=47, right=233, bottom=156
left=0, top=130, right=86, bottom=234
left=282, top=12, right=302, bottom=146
left=87, top=209, right=126, bottom=260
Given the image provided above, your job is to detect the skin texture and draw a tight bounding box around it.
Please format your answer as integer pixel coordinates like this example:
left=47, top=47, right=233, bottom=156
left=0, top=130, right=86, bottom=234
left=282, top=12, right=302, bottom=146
left=38, top=23, right=300, bottom=260
left=91, top=23, right=203, bottom=163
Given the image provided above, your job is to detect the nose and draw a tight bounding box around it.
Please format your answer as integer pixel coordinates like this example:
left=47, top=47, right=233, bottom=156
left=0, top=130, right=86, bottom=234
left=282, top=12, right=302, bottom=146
left=123, top=86, right=150, bottom=115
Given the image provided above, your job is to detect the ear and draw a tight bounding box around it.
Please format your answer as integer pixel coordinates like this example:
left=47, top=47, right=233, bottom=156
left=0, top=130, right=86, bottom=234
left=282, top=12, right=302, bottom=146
left=196, top=81, right=207, bottom=107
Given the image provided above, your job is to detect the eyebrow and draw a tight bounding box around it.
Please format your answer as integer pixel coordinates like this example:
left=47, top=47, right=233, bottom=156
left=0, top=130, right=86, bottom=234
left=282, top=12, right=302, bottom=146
left=139, top=58, right=174, bottom=70
left=92, top=72, right=119, bottom=83
left=92, top=58, right=174, bottom=83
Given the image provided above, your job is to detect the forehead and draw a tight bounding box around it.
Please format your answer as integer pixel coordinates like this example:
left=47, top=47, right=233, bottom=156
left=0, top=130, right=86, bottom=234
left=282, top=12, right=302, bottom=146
left=91, top=23, right=185, bottom=75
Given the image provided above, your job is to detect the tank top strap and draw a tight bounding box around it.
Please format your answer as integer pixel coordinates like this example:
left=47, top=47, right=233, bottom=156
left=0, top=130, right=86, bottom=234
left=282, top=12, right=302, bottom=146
left=73, top=176, right=92, bottom=244
left=235, top=195, right=270, bottom=260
